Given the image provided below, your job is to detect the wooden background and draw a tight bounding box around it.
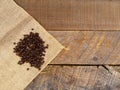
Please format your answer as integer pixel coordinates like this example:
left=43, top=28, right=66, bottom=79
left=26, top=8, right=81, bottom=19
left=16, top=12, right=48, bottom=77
left=14, top=0, right=120, bottom=90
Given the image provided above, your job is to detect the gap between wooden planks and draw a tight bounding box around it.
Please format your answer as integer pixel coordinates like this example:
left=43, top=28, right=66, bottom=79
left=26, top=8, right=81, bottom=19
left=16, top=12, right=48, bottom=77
left=15, top=0, right=120, bottom=31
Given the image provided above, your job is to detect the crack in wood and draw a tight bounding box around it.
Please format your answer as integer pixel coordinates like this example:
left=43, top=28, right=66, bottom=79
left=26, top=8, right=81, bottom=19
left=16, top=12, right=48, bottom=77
left=48, top=64, right=120, bottom=74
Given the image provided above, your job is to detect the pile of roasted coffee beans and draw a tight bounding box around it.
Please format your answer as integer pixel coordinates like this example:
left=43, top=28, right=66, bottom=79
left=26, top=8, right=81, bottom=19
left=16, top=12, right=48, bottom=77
left=13, top=30, right=48, bottom=70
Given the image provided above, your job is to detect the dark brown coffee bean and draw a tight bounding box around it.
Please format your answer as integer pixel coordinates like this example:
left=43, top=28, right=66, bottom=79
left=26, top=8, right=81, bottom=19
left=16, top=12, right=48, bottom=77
left=27, top=68, right=29, bottom=71
left=13, top=42, right=16, bottom=45
left=31, top=28, right=34, bottom=31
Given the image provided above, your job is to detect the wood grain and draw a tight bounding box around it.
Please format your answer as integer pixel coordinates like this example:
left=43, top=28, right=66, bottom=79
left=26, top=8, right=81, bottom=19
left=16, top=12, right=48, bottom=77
left=15, top=0, right=120, bottom=31
left=25, top=66, right=120, bottom=90
left=48, top=31, right=120, bottom=64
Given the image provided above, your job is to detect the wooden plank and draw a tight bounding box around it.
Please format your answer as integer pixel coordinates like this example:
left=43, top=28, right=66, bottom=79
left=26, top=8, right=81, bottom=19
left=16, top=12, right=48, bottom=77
left=25, top=66, right=120, bottom=90
left=15, top=0, right=120, bottom=31
left=48, top=31, right=120, bottom=64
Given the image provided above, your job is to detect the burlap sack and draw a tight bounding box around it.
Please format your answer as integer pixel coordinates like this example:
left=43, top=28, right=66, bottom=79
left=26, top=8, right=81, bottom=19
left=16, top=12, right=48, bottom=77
left=0, top=0, right=64, bottom=90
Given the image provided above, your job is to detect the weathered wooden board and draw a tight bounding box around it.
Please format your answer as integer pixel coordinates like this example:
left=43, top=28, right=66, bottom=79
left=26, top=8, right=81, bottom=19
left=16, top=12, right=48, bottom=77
left=0, top=0, right=63, bottom=90
left=25, top=66, right=120, bottom=90
left=15, top=0, right=120, bottom=31
left=47, top=31, right=120, bottom=65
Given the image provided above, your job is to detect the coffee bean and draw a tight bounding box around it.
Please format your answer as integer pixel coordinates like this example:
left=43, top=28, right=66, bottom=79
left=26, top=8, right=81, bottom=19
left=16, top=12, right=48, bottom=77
left=31, top=28, right=34, bottom=31
left=27, top=68, right=29, bottom=71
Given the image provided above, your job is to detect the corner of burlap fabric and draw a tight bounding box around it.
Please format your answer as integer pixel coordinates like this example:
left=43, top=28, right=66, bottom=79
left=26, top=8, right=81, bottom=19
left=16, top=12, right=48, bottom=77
left=0, top=0, right=64, bottom=90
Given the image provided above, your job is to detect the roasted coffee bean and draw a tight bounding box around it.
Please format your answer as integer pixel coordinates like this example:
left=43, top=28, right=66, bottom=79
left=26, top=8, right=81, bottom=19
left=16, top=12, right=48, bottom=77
left=13, top=32, right=48, bottom=70
left=31, top=28, right=34, bottom=31
left=13, top=42, right=16, bottom=45
left=27, top=68, right=29, bottom=71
